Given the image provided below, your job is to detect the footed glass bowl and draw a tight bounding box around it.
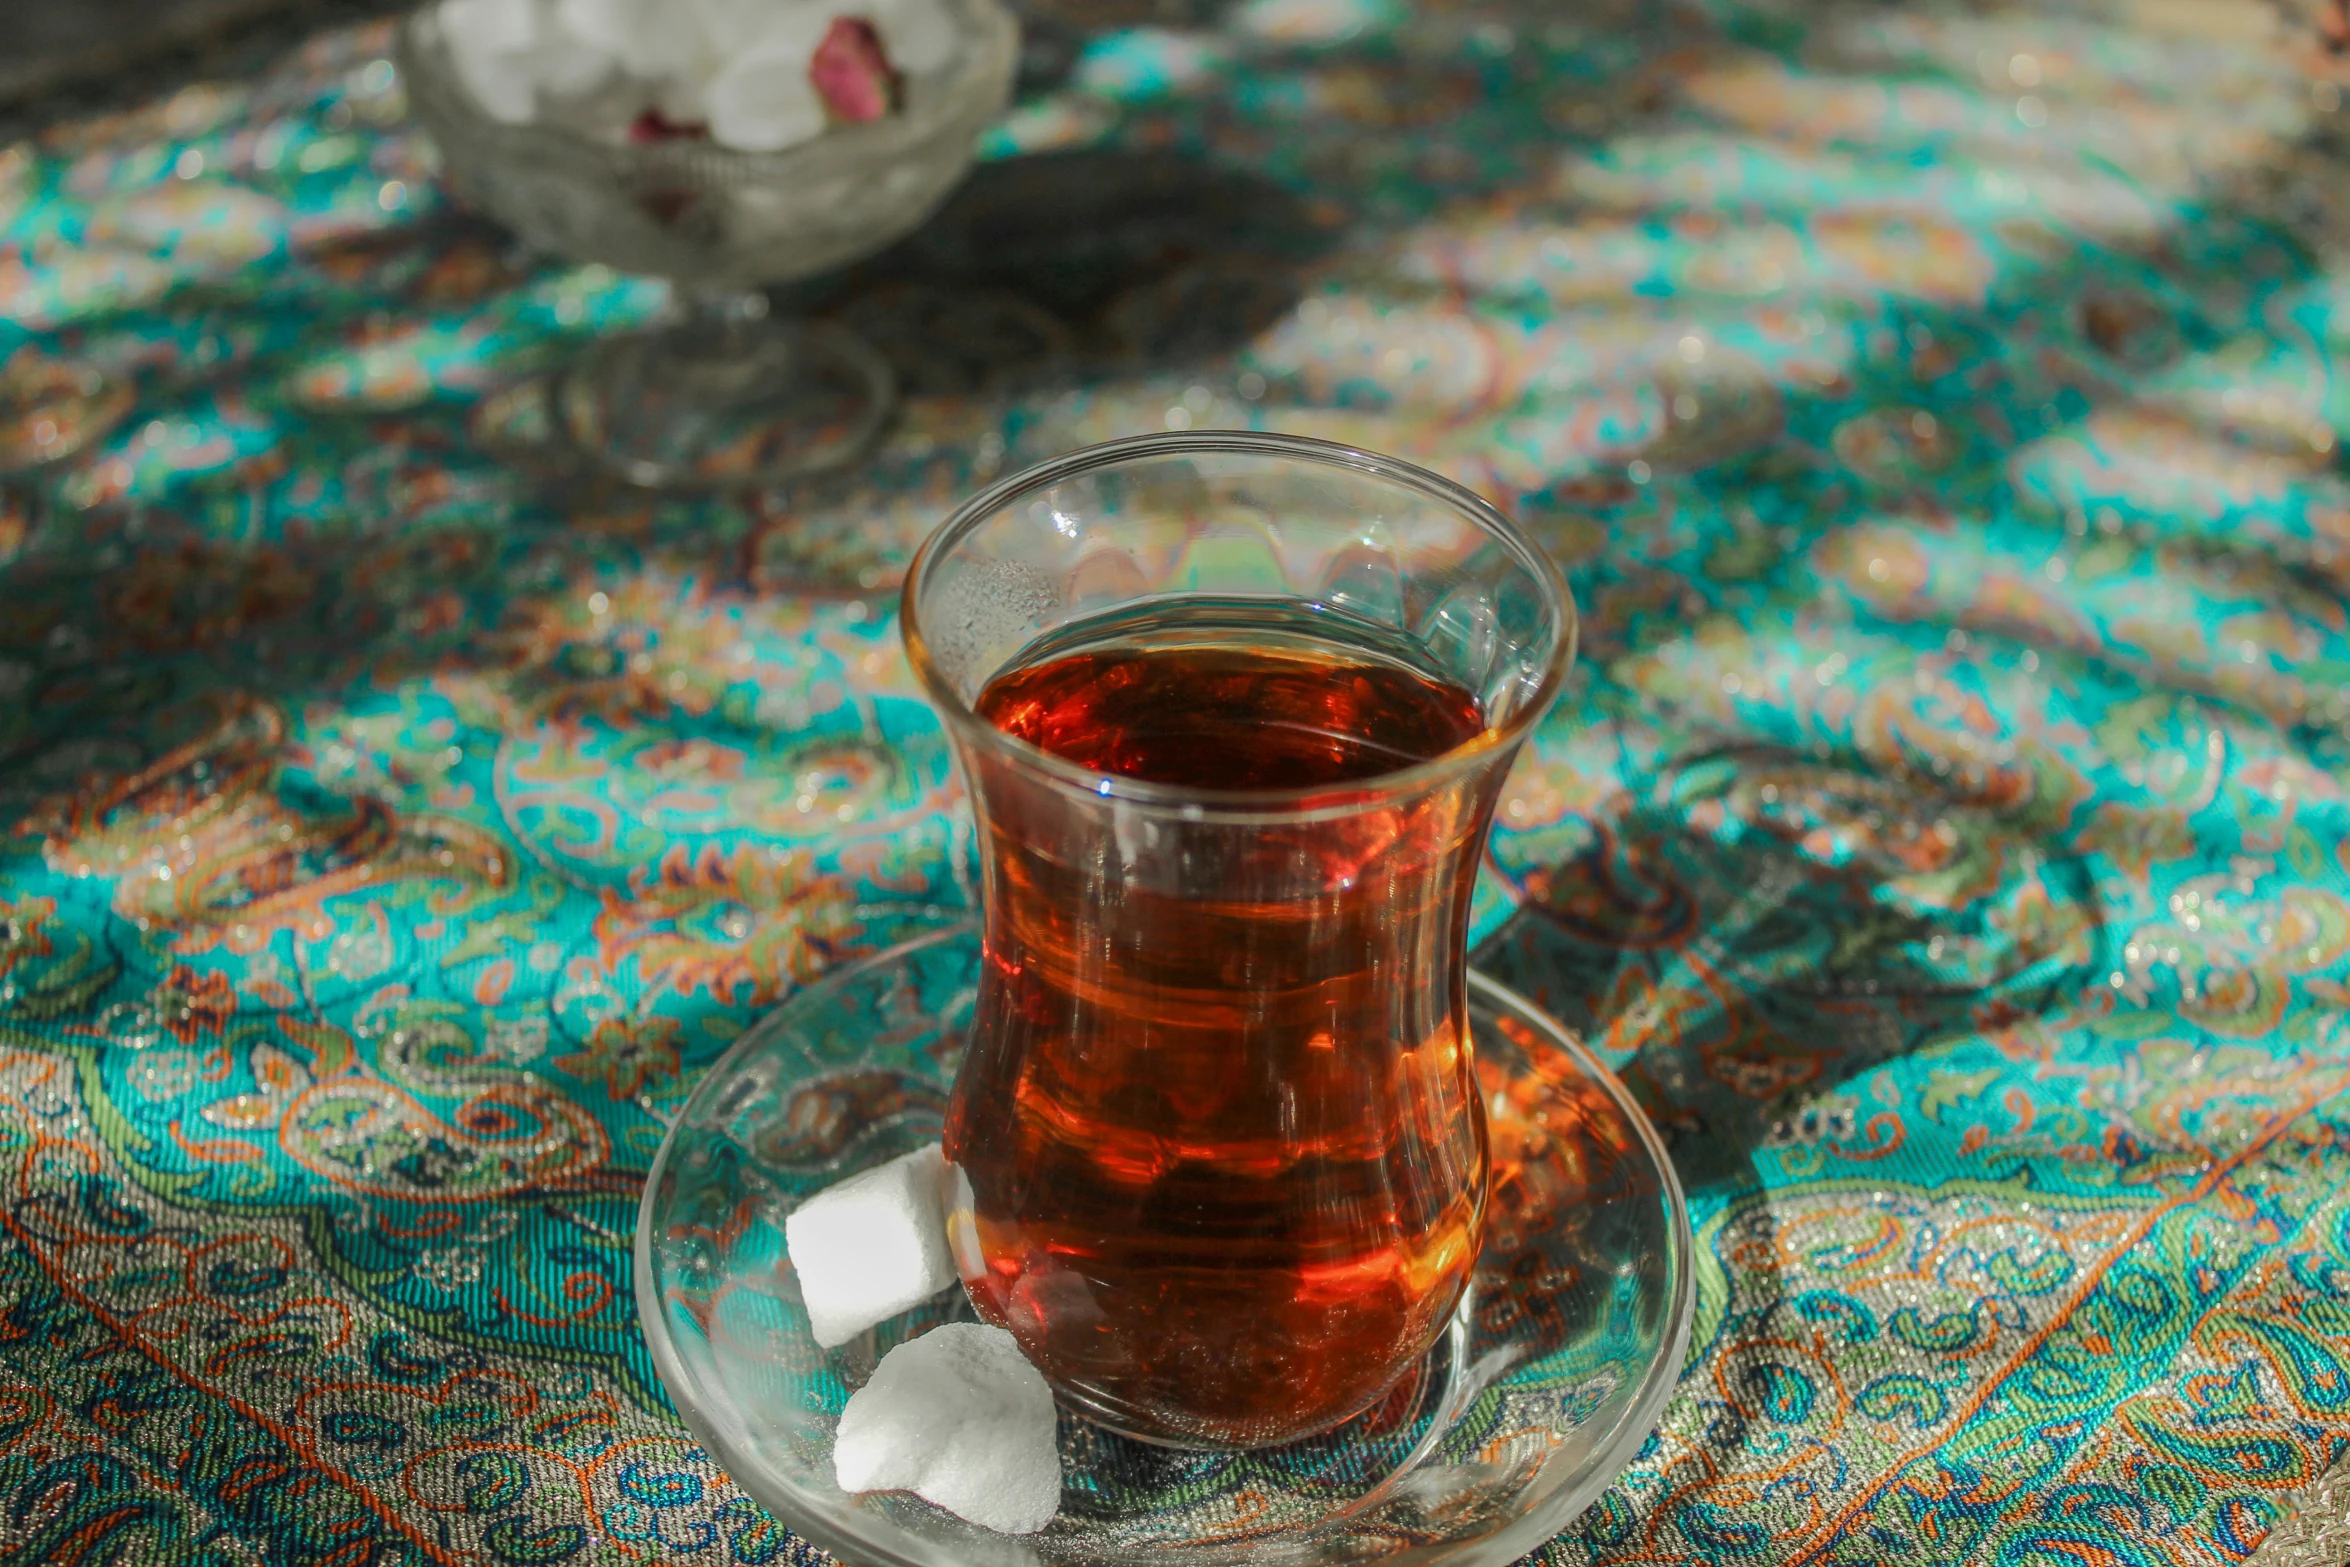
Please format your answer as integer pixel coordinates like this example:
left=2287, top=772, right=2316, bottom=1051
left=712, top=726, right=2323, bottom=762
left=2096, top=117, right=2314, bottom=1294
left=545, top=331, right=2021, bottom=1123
left=398, top=0, right=1018, bottom=488
left=635, top=922, right=1694, bottom=1567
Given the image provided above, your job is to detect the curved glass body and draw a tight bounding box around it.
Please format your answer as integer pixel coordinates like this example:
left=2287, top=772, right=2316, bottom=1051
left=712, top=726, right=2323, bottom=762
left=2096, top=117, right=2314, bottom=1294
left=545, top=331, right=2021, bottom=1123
left=902, top=433, right=1575, bottom=1449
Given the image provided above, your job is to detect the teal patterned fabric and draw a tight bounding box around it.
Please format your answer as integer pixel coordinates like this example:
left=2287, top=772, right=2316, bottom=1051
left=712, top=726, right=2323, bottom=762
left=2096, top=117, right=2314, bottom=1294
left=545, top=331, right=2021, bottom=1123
left=1, top=0, right=2348, bottom=1563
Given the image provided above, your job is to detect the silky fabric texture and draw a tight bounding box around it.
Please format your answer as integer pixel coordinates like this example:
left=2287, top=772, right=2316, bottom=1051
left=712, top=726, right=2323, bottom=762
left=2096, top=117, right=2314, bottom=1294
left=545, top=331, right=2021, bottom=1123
left=1, top=0, right=2349, bottom=1563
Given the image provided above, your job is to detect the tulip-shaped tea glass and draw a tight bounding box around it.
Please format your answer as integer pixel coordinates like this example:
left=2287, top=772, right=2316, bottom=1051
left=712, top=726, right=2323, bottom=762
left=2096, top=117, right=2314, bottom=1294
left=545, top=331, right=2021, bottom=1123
left=902, top=432, right=1574, bottom=1449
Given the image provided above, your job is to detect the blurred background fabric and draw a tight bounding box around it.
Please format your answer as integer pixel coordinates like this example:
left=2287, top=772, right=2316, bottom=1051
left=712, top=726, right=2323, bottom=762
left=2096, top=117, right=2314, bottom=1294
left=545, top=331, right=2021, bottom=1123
left=2, top=0, right=2350, bottom=1564
left=2, top=0, right=307, bottom=109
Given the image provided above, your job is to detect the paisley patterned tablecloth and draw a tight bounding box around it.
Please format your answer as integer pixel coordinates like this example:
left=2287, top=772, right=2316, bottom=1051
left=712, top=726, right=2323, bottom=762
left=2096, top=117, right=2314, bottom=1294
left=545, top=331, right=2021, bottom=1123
left=3, top=0, right=2350, bottom=1563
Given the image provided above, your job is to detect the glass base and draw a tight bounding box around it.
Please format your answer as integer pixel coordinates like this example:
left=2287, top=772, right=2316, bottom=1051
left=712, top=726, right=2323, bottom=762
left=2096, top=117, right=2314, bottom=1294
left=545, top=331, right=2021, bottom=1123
left=557, top=297, right=895, bottom=491
left=635, top=921, right=1694, bottom=1567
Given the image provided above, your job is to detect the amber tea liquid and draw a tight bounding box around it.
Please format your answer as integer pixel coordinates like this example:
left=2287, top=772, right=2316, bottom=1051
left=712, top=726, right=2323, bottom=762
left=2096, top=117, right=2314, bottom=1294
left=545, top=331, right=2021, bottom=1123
left=943, top=601, right=1498, bottom=1449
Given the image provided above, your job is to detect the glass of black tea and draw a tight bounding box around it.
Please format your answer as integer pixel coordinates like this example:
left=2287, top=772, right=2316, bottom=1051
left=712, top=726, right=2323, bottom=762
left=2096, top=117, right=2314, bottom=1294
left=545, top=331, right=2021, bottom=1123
left=901, top=432, right=1576, bottom=1450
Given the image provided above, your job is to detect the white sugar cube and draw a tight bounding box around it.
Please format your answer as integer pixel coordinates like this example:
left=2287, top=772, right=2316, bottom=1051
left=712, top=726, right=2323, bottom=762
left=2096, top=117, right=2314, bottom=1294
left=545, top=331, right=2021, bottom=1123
left=444, top=0, right=539, bottom=55
left=442, top=0, right=543, bottom=122
left=530, top=28, right=618, bottom=100
left=704, top=16, right=831, bottom=151
left=551, top=0, right=638, bottom=54
left=874, top=0, right=958, bottom=75
left=786, top=1142, right=957, bottom=1348
left=707, top=68, right=827, bottom=152
left=451, top=55, right=537, bottom=123
left=441, top=0, right=618, bottom=122
left=557, top=0, right=712, bottom=84
left=835, top=1322, right=1061, bottom=1535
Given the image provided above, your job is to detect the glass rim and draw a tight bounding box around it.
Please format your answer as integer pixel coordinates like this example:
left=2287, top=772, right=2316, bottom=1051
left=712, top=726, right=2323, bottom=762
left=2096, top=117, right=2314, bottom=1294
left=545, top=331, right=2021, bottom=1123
left=899, top=430, right=1579, bottom=818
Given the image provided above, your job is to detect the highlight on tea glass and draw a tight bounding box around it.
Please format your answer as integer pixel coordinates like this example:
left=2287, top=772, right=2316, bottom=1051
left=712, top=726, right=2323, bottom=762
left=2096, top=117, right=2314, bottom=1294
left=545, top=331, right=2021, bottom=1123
left=398, top=0, right=1017, bottom=490
left=636, top=434, right=1694, bottom=1567
left=907, top=432, right=1572, bottom=1448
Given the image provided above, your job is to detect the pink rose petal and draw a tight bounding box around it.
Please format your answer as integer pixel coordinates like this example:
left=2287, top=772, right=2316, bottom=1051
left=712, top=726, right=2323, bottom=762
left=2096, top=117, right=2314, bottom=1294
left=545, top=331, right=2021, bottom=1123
left=810, top=17, right=899, bottom=124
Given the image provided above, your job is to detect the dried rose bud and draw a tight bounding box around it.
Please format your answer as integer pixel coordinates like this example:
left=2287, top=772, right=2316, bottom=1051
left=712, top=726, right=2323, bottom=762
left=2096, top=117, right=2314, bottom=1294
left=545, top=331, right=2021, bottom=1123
left=810, top=17, right=900, bottom=125
left=628, top=108, right=709, bottom=144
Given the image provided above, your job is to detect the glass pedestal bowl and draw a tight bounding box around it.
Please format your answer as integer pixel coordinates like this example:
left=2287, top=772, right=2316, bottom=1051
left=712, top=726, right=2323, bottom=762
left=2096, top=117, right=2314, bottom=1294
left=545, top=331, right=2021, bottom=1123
left=635, top=921, right=1695, bottom=1567
left=398, top=0, right=1018, bottom=489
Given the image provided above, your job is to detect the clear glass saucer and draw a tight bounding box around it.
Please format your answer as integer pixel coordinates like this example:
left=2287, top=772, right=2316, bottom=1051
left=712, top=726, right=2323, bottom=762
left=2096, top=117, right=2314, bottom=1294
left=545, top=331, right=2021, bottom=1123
left=635, top=922, right=1693, bottom=1567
